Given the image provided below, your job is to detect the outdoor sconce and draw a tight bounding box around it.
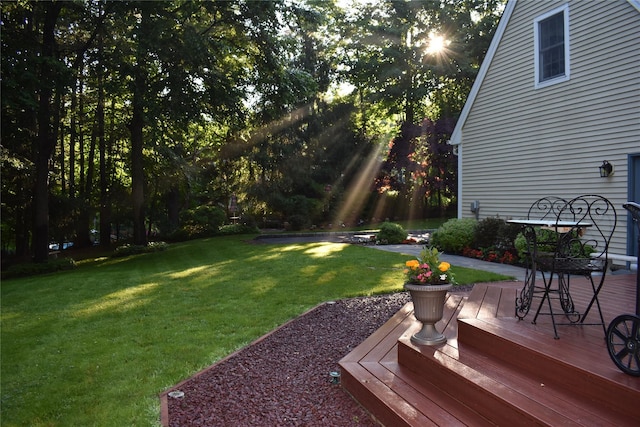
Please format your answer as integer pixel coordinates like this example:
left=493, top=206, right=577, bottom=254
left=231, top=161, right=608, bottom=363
left=599, top=161, right=613, bottom=178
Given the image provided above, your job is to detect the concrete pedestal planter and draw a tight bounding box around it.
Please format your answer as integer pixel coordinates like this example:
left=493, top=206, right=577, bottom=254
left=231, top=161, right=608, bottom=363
left=404, top=282, right=453, bottom=346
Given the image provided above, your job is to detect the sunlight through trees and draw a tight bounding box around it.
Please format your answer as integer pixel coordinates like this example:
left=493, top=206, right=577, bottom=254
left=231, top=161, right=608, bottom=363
left=1, top=0, right=505, bottom=259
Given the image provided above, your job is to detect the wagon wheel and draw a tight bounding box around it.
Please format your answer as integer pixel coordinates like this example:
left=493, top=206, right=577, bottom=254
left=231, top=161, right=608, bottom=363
left=606, top=314, right=640, bottom=376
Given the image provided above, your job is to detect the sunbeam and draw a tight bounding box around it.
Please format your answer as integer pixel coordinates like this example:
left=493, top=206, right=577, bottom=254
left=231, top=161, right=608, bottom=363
left=332, top=142, right=385, bottom=226
left=222, top=104, right=314, bottom=158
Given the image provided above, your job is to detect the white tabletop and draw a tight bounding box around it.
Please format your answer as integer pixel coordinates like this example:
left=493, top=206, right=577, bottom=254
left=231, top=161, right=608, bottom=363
left=507, top=219, right=592, bottom=232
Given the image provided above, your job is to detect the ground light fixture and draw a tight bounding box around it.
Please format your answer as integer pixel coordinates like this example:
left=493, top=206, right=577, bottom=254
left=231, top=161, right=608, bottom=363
left=599, top=160, right=613, bottom=178
left=168, top=390, right=185, bottom=399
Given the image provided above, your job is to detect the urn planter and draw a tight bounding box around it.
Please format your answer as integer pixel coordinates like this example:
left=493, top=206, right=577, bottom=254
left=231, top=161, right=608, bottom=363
left=404, top=282, right=453, bottom=346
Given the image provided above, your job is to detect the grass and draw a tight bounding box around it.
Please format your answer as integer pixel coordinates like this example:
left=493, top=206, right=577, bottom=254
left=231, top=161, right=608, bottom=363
left=1, top=235, right=510, bottom=426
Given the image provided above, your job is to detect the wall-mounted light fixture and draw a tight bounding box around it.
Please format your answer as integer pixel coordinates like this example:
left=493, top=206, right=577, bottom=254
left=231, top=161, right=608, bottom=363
left=470, top=200, right=480, bottom=220
left=599, top=160, right=613, bottom=178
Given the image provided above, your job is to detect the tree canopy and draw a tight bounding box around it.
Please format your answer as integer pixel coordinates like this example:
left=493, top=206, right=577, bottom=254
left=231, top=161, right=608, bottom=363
left=1, top=0, right=504, bottom=261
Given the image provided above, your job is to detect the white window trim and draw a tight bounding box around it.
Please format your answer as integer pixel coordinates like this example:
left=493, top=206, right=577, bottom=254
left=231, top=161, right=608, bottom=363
left=534, top=4, right=570, bottom=89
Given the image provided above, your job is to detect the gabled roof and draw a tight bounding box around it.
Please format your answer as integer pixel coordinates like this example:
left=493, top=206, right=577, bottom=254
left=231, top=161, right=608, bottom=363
left=449, top=0, right=640, bottom=146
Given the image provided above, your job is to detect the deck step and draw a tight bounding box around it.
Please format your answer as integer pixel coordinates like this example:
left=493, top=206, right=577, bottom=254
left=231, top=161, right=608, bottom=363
left=398, top=333, right=636, bottom=426
left=340, top=276, right=640, bottom=426
left=458, top=281, right=640, bottom=422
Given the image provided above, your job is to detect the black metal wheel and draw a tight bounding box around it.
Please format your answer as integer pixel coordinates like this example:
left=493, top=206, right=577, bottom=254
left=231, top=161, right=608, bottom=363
left=606, top=314, right=640, bottom=376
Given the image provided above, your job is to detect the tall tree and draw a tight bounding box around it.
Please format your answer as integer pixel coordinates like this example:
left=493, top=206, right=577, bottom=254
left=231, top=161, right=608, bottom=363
left=128, top=3, right=150, bottom=245
left=1, top=2, right=40, bottom=257
left=32, top=2, right=64, bottom=262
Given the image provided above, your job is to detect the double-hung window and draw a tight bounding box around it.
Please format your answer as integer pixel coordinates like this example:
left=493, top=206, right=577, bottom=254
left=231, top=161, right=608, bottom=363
left=534, top=4, right=570, bottom=88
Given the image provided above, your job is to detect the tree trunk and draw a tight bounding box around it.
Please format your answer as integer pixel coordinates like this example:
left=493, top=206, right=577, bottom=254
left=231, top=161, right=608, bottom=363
left=167, top=187, right=180, bottom=231
left=130, top=102, right=146, bottom=245
left=129, top=6, right=149, bottom=246
left=76, top=85, right=99, bottom=248
left=15, top=206, right=31, bottom=258
left=33, top=3, right=62, bottom=262
left=98, top=77, right=110, bottom=248
left=101, top=98, right=116, bottom=247
left=69, top=79, right=77, bottom=199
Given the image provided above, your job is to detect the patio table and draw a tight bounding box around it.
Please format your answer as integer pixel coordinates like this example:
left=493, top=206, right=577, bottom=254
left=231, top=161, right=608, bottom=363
left=508, top=219, right=592, bottom=337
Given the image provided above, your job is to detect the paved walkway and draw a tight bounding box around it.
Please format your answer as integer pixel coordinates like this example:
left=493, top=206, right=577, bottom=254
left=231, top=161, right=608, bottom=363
left=366, top=243, right=528, bottom=282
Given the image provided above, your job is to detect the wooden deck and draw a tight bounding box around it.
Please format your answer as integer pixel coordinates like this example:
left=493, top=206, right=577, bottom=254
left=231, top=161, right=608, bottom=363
left=339, top=273, right=640, bottom=426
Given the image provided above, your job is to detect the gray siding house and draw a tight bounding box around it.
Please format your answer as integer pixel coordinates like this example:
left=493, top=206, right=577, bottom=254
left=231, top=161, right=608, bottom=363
left=449, top=0, right=640, bottom=262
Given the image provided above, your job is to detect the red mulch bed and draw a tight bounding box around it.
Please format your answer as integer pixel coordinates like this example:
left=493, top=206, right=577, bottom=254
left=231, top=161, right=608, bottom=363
left=161, top=293, right=413, bottom=426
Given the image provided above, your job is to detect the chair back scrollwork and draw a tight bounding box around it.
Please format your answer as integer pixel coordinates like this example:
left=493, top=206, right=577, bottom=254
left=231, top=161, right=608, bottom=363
left=527, top=196, right=569, bottom=221
left=554, top=195, right=617, bottom=275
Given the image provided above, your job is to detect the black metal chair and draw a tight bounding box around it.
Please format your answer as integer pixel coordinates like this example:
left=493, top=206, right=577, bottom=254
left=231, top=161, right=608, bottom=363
left=532, top=194, right=617, bottom=338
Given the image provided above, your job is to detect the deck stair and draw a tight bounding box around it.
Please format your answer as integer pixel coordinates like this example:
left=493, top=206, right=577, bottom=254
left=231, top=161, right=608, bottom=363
left=339, top=276, right=640, bottom=426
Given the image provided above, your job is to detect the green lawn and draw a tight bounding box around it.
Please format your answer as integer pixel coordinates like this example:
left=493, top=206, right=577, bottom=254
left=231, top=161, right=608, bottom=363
left=1, top=235, right=509, bottom=426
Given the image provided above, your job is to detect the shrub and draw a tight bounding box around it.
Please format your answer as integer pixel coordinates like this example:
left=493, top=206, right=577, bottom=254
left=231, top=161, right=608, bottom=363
left=474, top=217, right=521, bottom=250
left=218, top=215, right=259, bottom=235
left=112, top=241, right=168, bottom=258
left=431, top=218, right=477, bottom=254
left=377, top=222, right=407, bottom=244
left=167, top=226, right=199, bottom=242
left=287, top=214, right=309, bottom=231
left=169, top=205, right=227, bottom=241
left=474, top=217, right=504, bottom=248
left=514, top=228, right=594, bottom=264
left=219, top=223, right=260, bottom=235
left=513, top=233, right=528, bottom=263
left=181, top=205, right=226, bottom=228
left=2, top=257, right=77, bottom=279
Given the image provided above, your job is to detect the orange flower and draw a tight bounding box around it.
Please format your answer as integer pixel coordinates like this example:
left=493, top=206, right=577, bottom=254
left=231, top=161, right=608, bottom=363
left=405, top=260, right=420, bottom=269
left=438, top=261, right=451, bottom=272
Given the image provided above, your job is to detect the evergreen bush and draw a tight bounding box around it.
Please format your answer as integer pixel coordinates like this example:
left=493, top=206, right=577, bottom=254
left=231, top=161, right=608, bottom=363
left=474, top=217, right=504, bottom=248
left=431, top=218, right=477, bottom=254
left=169, top=205, right=227, bottom=240
left=377, top=222, right=407, bottom=244
left=474, top=217, right=521, bottom=251
left=287, top=214, right=309, bottom=231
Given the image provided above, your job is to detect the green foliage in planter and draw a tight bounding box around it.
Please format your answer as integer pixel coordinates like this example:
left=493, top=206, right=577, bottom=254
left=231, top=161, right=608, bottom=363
left=431, top=218, right=477, bottom=254
left=377, top=222, right=407, bottom=244
left=2, top=257, right=77, bottom=279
